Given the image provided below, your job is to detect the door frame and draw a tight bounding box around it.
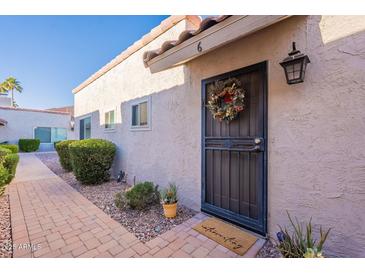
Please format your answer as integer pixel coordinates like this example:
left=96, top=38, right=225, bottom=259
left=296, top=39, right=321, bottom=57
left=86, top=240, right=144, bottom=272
left=200, top=61, right=268, bottom=236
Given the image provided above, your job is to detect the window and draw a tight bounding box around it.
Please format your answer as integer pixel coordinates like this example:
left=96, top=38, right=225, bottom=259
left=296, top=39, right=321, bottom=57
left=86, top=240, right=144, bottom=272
left=131, top=98, right=151, bottom=130
left=34, top=127, right=67, bottom=143
left=80, top=116, right=91, bottom=140
left=34, top=127, right=51, bottom=143
left=105, top=110, right=115, bottom=129
left=52, top=128, right=67, bottom=142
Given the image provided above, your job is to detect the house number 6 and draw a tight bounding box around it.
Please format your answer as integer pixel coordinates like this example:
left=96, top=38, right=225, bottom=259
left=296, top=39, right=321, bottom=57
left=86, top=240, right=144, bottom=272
left=197, top=42, right=202, bottom=52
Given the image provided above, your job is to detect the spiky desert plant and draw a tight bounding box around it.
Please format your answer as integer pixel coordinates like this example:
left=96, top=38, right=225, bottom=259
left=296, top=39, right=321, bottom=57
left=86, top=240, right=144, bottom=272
left=275, top=211, right=331, bottom=258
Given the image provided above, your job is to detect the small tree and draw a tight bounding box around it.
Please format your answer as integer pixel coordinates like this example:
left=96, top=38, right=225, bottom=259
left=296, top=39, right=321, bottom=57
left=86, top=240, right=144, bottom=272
left=1, top=77, right=23, bottom=107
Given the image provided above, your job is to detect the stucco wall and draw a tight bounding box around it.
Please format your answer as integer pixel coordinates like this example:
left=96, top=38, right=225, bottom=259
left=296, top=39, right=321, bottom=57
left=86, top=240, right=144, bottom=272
left=74, top=18, right=201, bottom=209
left=187, top=15, right=365, bottom=257
left=74, top=16, right=365, bottom=257
left=0, top=108, right=73, bottom=151
left=0, top=96, right=12, bottom=107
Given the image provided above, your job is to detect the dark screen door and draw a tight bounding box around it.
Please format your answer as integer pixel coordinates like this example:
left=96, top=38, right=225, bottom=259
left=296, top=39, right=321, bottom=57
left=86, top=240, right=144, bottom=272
left=201, top=62, right=267, bottom=235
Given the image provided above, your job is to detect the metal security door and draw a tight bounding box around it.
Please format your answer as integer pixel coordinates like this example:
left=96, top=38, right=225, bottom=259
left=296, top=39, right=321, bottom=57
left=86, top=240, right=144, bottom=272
left=201, top=62, right=268, bottom=235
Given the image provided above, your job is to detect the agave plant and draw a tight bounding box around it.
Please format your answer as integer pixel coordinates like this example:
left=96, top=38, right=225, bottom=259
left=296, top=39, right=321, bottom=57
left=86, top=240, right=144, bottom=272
left=160, top=183, right=178, bottom=205
left=274, top=211, right=331, bottom=258
left=303, top=247, right=324, bottom=258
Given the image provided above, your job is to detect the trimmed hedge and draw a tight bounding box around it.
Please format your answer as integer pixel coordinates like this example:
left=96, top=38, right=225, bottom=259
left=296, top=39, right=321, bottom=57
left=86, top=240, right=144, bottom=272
left=55, top=140, right=77, bottom=171
left=0, top=144, right=19, bottom=154
left=3, top=153, right=19, bottom=184
left=0, top=147, right=11, bottom=164
left=54, top=141, right=61, bottom=149
left=0, top=165, right=9, bottom=188
left=69, top=139, right=116, bottom=184
left=0, top=146, right=19, bottom=193
left=0, top=144, right=19, bottom=196
left=18, top=139, right=40, bottom=152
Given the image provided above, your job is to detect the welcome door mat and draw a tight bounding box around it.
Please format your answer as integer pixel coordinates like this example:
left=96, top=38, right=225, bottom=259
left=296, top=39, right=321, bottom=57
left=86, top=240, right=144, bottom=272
left=193, top=218, right=257, bottom=256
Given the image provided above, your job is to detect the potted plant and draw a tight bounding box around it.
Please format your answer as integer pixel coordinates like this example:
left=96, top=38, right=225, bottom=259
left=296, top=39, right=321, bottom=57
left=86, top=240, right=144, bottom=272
left=160, top=183, right=178, bottom=218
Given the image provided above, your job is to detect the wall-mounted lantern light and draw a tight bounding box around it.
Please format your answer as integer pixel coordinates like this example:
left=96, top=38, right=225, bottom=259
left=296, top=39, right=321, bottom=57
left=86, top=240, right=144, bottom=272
left=280, top=42, right=310, bottom=85
left=0, top=118, right=7, bottom=127
left=70, top=117, right=75, bottom=131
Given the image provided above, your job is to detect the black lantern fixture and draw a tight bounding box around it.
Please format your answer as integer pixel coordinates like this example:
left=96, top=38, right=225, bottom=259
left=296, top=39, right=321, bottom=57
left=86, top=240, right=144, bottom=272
left=280, top=42, right=310, bottom=85
left=70, top=116, right=75, bottom=131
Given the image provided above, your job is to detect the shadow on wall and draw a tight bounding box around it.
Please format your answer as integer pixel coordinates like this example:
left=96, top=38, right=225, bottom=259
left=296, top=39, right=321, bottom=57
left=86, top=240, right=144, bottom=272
left=73, top=69, right=201, bottom=210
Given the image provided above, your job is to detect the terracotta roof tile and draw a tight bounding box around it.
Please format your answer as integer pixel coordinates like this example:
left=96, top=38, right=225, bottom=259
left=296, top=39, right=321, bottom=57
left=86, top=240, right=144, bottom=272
left=72, top=15, right=201, bottom=94
left=143, top=15, right=231, bottom=66
left=46, top=106, right=74, bottom=116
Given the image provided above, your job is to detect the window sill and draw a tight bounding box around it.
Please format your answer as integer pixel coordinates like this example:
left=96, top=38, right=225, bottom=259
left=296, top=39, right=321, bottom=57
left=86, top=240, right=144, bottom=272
left=104, top=128, right=116, bottom=133
left=130, top=126, right=151, bottom=131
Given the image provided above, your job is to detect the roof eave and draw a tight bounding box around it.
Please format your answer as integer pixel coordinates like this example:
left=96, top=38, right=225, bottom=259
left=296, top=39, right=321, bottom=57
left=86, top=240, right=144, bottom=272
left=72, top=15, right=201, bottom=94
left=0, top=106, right=70, bottom=115
left=146, top=15, right=291, bottom=73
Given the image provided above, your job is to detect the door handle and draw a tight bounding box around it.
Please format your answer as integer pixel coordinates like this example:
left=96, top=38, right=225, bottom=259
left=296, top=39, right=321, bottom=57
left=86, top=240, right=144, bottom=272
left=204, top=144, right=263, bottom=152
left=247, top=145, right=261, bottom=152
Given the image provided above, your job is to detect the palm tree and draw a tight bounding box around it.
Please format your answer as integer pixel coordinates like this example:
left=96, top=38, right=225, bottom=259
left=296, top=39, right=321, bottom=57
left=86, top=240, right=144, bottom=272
left=0, top=83, right=7, bottom=94
left=1, top=77, right=23, bottom=107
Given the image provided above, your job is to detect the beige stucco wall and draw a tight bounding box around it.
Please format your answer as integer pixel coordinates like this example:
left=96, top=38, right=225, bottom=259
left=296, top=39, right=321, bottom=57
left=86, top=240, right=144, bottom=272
left=188, top=15, right=365, bottom=258
left=0, top=96, right=12, bottom=107
left=74, top=16, right=365, bottom=257
left=0, top=108, right=73, bottom=151
left=74, top=18, right=201, bottom=209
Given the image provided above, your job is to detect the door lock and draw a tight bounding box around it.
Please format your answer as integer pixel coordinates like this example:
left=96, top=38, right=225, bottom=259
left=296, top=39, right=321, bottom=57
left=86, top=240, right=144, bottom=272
left=254, top=138, right=262, bottom=144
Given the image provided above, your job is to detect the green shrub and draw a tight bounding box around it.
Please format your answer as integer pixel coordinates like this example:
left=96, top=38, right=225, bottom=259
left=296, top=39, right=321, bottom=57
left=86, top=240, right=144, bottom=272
left=275, top=211, right=331, bottom=258
left=18, top=139, right=40, bottom=152
left=54, top=141, right=61, bottom=149
left=116, top=181, right=160, bottom=210
left=3, top=153, right=19, bottom=184
left=0, top=165, right=9, bottom=188
left=69, top=139, right=116, bottom=184
left=0, top=144, right=19, bottom=153
left=0, top=147, right=18, bottom=195
left=0, top=147, right=11, bottom=164
left=55, top=140, right=77, bottom=171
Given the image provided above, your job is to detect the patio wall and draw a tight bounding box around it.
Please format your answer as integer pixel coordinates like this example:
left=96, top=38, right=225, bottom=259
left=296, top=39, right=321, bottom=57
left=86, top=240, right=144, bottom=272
left=74, top=16, right=365, bottom=257
left=0, top=107, right=74, bottom=151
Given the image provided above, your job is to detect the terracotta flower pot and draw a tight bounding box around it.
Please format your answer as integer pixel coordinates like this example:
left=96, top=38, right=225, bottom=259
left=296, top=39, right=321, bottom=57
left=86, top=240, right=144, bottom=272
left=162, top=203, right=177, bottom=218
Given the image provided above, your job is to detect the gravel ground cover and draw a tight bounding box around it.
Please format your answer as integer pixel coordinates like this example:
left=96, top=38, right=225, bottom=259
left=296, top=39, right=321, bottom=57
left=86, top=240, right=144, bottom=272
left=256, top=240, right=282, bottom=258
left=0, top=194, right=12, bottom=258
left=36, top=152, right=196, bottom=243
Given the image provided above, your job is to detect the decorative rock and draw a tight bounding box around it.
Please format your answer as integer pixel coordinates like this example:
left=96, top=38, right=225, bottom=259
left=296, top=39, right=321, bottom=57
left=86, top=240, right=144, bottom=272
left=256, top=240, right=282, bottom=258
left=0, top=194, right=12, bottom=258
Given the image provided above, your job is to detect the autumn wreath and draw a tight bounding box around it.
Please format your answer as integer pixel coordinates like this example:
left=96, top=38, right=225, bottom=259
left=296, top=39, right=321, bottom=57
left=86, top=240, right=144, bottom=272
left=206, top=77, right=245, bottom=122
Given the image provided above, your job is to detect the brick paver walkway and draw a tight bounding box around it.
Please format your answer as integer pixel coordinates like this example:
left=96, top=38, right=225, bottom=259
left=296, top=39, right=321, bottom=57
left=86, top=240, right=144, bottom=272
left=9, top=153, right=265, bottom=258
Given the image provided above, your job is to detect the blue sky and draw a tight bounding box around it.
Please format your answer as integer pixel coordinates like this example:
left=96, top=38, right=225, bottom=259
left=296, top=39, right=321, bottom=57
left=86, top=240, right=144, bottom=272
left=0, top=16, right=168, bottom=109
